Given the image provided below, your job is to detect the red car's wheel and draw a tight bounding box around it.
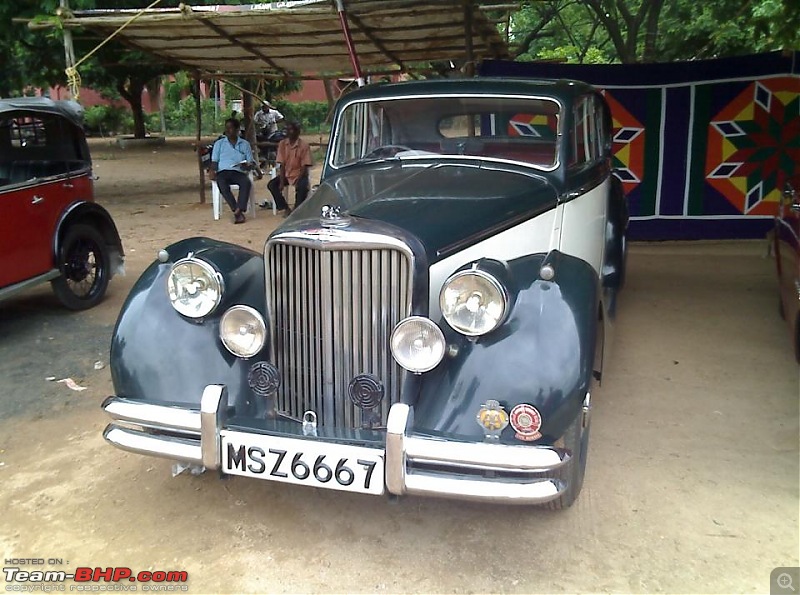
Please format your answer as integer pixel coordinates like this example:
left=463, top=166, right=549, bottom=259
left=51, top=224, right=110, bottom=310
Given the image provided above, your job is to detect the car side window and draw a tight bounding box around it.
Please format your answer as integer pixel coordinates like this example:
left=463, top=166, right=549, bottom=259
left=334, top=104, right=399, bottom=162
left=0, top=113, right=87, bottom=189
left=12, top=116, right=48, bottom=148
left=335, top=103, right=369, bottom=164
left=569, top=95, right=600, bottom=166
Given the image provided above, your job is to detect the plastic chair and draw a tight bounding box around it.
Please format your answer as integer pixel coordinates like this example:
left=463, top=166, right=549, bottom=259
left=211, top=172, right=256, bottom=220
left=258, top=165, right=279, bottom=215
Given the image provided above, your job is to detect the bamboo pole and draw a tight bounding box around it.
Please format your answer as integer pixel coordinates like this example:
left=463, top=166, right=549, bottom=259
left=194, top=74, right=206, bottom=204
left=59, top=0, right=77, bottom=100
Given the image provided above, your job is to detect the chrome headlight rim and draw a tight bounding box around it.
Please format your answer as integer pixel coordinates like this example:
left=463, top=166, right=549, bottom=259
left=167, top=256, right=224, bottom=319
left=439, top=268, right=509, bottom=337
left=390, top=315, right=446, bottom=373
left=219, top=305, right=267, bottom=358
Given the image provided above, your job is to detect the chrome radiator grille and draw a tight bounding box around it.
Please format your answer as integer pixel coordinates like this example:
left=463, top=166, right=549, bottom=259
left=266, top=241, right=412, bottom=427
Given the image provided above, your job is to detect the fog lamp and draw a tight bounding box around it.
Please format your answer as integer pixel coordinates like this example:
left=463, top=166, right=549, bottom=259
left=390, top=316, right=445, bottom=373
left=220, top=305, right=266, bottom=358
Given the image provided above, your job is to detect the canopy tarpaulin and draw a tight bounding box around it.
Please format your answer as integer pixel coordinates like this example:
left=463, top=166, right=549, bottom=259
left=61, top=0, right=518, bottom=78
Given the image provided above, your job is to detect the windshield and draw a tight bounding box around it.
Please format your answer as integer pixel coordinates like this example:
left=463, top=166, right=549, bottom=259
left=331, top=95, right=561, bottom=170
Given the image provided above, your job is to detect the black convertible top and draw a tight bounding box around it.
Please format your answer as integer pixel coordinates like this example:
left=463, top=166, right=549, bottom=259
left=0, top=97, right=84, bottom=128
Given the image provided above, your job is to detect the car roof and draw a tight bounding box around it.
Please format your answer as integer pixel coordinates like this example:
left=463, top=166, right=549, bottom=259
left=341, top=77, right=597, bottom=104
left=0, top=97, right=85, bottom=128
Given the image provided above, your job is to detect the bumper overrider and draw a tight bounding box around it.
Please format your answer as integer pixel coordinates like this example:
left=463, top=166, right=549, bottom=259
left=102, top=385, right=572, bottom=504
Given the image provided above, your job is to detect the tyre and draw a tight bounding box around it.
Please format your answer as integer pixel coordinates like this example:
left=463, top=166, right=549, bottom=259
left=542, top=403, right=591, bottom=510
left=51, top=224, right=110, bottom=310
left=795, top=319, right=800, bottom=365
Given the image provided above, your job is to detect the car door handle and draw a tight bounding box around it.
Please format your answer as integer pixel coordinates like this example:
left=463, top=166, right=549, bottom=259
left=63, top=181, right=74, bottom=189
left=31, top=195, right=45, bottom=205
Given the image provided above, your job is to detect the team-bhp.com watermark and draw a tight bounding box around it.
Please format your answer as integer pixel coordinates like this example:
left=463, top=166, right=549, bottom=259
left=4, top=559, right=188, bottom=592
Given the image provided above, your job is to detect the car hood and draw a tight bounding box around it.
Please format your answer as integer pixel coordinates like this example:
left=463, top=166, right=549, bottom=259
left=285, top=160, right=559, bottom=261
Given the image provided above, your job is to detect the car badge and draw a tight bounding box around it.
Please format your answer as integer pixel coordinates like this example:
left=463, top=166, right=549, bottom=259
left=320, top=204, right=351, bottom=228
left=476, top=400, right=509, bottom=440
left=302, top=411, right=318, bottom=437
left=509, top=404, right=543, bottom=441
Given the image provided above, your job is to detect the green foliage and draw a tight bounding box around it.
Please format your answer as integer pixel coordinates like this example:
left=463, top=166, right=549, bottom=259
left=83, top=104, right=133, bottom=136
left=166, top=72, right=193, bottom=105
left=656, top=0, right=800, bottom=60
left=510, top=0, right=800, bottom=64
left=535, top=45, right=611, bottom=64
left=163, top=97, right=226, bottom=136
left=274, top=100, right=331, bottom=134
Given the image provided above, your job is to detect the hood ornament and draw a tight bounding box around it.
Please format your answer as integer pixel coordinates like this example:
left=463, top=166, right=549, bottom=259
left=320, top=204, right=351, bottom=228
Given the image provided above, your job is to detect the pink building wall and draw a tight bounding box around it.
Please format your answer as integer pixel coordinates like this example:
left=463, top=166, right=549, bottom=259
left=43, top=79, right=328, bottom=111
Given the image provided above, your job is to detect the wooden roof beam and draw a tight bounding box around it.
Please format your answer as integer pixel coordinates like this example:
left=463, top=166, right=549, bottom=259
left=199, top=19, right=291, bottom=77
left=345, top=13, right=409, bottom=72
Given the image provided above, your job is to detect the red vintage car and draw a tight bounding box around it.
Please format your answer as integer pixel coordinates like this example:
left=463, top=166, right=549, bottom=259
left=0, top=98, right=123, bottom=309
left=775, top=176, right=800, bottom=363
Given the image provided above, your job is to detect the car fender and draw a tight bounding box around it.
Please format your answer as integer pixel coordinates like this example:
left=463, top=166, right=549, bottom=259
left=55, top=201, right=125, bottom=277
left=413, top=250, right=600, bottom=444
left=110, top=237, right=267, bottom=416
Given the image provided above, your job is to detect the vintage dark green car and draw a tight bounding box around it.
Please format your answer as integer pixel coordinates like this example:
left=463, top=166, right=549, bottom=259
left=103, top=78, right=628, bottom=507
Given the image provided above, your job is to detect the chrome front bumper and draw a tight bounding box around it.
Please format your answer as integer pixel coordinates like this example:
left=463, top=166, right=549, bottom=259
left=103, top=386, right=571, bottom=504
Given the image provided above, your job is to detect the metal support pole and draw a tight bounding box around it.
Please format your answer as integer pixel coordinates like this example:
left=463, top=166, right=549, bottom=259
left=464, top=0, right=476, bottom=136
left=464, top=0, right=475, bottom=77
left=335, top=0, right=365, bottom=87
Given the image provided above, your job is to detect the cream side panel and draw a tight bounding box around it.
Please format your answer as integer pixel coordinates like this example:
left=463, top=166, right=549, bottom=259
left=428, top=208, right=557, bottom=319
left=558, top=179, right=608, bottom=276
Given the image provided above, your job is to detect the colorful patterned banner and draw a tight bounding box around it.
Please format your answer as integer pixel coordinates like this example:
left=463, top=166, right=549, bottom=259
left=481, top=52, right=799, bottom=240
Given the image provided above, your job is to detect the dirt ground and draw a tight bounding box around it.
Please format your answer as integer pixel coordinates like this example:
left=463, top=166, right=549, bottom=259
left=0, top=138, right=798, bottom=594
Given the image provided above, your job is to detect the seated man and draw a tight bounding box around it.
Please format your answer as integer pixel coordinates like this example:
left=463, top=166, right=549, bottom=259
left=209, top=118, right=255, bottom=224
left=254, top=100, right=284, bottom=143
left=267, top=121, right=313, bottom=216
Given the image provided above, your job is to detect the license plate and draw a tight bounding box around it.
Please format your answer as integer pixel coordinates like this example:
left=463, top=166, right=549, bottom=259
left=220, top=430, right=385, bottom=495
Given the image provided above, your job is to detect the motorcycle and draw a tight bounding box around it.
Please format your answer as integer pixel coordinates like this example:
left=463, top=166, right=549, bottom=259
left=256, top=128, right=287, bottom=168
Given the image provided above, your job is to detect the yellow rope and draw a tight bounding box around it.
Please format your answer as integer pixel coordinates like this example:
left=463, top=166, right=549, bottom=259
left=65, top=0, right=165, bottom=101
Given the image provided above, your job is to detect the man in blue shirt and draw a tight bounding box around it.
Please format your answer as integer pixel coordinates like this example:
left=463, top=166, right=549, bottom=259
left=210, top=118, right=255, bottom=224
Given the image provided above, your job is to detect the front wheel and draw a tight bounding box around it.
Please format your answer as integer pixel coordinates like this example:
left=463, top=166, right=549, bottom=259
left=542, top=399, right=591, bottom=510
left=51, top=224, right=110, bottom=310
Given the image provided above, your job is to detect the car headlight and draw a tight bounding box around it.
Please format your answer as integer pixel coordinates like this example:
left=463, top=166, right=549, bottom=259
left=167, top=257, right=223, bottom=318
left=439, top=269, right=508, bottom=336
left=220, top=305, right=266, bottom=358
left=390, top=316, right=446, bottom=373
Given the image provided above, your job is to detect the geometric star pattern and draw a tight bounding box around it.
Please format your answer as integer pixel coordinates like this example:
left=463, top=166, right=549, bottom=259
left=604, top=91, right=645, bottom=187
left=705, top=77, right=800, bottom=215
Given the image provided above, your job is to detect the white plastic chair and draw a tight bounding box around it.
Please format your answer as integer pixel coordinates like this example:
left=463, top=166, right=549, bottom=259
left=211, top=172, right=256, bottom=220
left=258, top=165, right=279, bottom=215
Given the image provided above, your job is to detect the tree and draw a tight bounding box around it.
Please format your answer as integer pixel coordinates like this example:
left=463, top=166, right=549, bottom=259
left=0, top=0, right=94, bottom=96
left=655, top=0, right=800, bottom=61
left=511, top=1, right=615, bottom=63
left=509, top=0, right=800, bottom=65
left=79, top=46, right=178, bottom=138
left=3, top=0, right=252, bottom=138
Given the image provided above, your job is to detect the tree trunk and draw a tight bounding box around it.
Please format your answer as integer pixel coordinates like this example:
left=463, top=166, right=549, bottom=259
left=242, top=79, right=257, bottom=148
left=118, top=78, right=147, bottom=139
left=642, top=0, right=665, bottom=63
